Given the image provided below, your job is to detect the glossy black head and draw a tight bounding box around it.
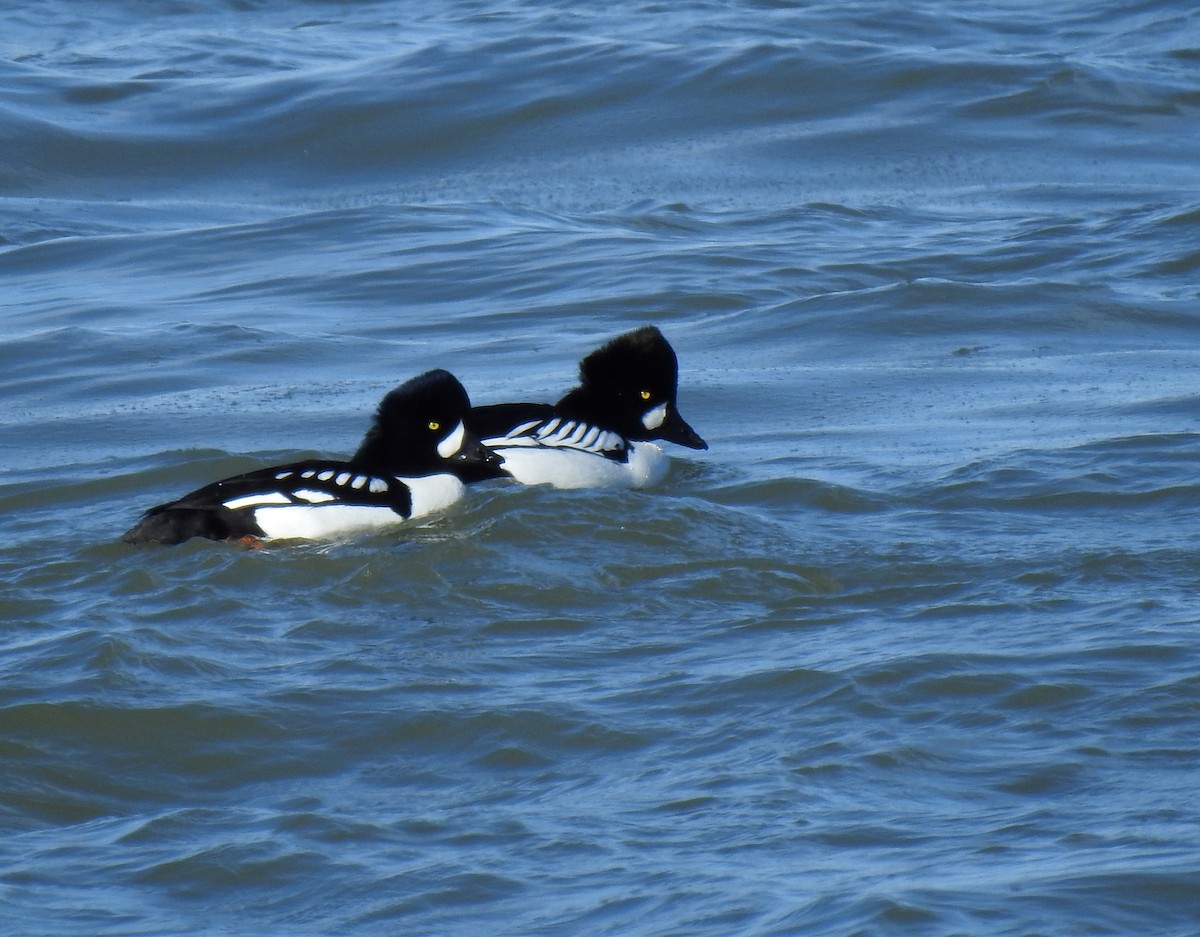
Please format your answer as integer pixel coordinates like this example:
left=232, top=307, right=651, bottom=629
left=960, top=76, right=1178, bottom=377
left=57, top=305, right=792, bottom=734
left=351, top=369, right=502, bottom=476
left=557, top=326, right=707, bottom=449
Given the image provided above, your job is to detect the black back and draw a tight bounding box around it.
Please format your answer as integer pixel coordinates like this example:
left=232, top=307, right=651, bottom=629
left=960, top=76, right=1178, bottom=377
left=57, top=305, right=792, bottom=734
left=467, top=402, right=556, bottom=441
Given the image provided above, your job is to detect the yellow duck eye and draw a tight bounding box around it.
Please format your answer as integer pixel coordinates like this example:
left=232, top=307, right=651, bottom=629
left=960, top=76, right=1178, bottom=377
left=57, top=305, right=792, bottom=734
left=427, top=421, right=440, bottom=431
left=639, top=390, right=651, bottom=400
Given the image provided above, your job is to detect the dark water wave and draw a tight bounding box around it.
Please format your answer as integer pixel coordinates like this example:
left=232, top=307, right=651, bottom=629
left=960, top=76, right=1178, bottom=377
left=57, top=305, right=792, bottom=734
left=4, top=2, right=1198, bottom=210
left=923, top=433, right=1200, bottom=508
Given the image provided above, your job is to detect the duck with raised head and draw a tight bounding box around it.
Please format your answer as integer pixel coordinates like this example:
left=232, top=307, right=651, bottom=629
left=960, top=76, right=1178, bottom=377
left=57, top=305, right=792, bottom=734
left=121, top=369, right=500, bottom=545
left=465, top=326, right=707, bottom=489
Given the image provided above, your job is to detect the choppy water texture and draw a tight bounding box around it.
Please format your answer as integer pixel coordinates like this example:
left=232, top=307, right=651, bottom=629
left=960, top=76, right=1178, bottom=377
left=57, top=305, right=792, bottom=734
left=3, top=1, right=1200, bottom=934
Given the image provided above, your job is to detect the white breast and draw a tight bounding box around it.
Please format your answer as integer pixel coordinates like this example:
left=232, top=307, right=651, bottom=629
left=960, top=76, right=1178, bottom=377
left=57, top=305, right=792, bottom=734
left=404, top=473, right=466, bottom=519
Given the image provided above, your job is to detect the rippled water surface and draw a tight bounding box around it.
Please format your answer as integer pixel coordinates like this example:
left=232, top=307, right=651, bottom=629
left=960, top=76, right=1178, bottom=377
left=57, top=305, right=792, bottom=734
left=3, top=1, right=1200, bottom=934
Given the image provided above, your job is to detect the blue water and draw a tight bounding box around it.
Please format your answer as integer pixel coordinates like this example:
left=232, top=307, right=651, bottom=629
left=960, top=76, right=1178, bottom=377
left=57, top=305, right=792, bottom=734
left=3, top=1, right=1200, bottom=934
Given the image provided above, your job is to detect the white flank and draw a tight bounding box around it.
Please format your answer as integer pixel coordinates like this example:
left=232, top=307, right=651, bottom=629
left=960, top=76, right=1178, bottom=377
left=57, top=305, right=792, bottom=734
left=244, top=472, right=466, bottom=541
left=436, top=421, right=466, bottom=458
left=494, top=441, right=666, bottom=489
left=223, top=491, right=292, bottom=510
left=253, top=504, right=405, bottom=541
left=641, top=402, right=668, bottom=430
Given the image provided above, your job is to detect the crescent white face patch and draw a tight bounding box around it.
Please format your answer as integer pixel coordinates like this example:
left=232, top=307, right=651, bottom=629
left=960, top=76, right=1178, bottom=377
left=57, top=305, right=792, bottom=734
left=641, top=402, right=668, bottom=431
left=436, top=420, right=466, bottom=458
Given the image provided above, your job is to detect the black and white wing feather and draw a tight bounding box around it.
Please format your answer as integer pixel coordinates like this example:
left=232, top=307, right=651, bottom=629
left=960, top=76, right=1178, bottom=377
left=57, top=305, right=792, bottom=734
left=500, top=416, right=627, bottom=458
left=122, top=460, right=415, bottom=543
left=470, top=403, right=627, bottom=461
left=161, top=460, right=414, bottom=515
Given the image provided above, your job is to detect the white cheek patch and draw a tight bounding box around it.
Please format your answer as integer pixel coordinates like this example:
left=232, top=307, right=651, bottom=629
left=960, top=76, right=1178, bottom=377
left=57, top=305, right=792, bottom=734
left=436, top=420, right=466, bottom=458
left=641, top=402, right=668, bottom=431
